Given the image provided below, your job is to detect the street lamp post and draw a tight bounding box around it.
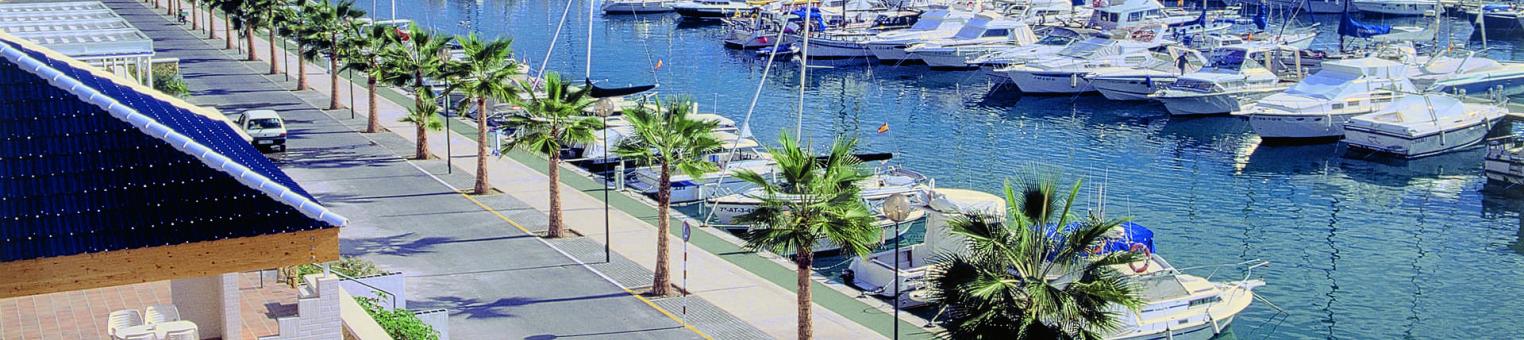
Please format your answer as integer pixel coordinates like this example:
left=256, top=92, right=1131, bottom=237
left=883, top=193, right=913, bottom=340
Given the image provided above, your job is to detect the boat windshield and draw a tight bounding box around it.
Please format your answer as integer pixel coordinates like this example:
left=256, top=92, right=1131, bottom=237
left=908, top=16, right=943, bottom=30
left=1284, top=70, right=1359, bottom=100
left=1207, top=50, right=1248, bottom=71
left=1059, top=40, right=1109, bottom=58
left=1036, top=34, right=1073, bottom=46
left=952, top=23, right=988, bottom=40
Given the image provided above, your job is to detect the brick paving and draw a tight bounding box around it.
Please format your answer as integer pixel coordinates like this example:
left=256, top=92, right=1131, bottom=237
left=0, top=272, right=296, bottom=340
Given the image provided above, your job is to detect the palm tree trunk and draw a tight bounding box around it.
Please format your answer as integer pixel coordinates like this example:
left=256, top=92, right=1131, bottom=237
left=191, top=2, right=198, bottom=31
left=797, top=248, right=814, bottom=340
left=547, top=150, right=564, bottom=238
left=296, top=43, right=309, bottom=90
left=208, top=6, right=217, bottom=40
left=415, top=121, right=430, bottom=160
left=224, top=15, right=234, bottom=50
left=268, top=24, right=280, bottom=75
left=166, top=0, right=173, bottom=16
left=474, top=96, right=491, bottom=194
left=366, top=75, right=379, bottom=133
left=245, top=25, right=257, bottom=61
left=546, top=122, right=564, bottom=238
left=329, top=33, right=342, bottom=110
left=652, top=163, right=672, bottom=296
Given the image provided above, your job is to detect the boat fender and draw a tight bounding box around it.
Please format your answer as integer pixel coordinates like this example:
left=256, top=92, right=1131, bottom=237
left=1128, top=243, right=1151, bottom=273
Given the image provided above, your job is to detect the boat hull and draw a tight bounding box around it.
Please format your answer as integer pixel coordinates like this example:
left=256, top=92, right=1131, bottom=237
left=1344, top=118, right=1501, bottom=158
left=802, top=38, right=875, bottom=60
left=1009, top=70, right=1095, bottom=94
left=1113, top=315, right=1236, bottom=340
left=1353, top=1, right=1437, bottom=15
left=602, top=1, right=674, bottom=14
left=1091, top=77, right=1173, bottom=101
left=674, top=6, right=742, bottom=19
left=1157, top=93, right=1243, bottom=116
left=867, top=44, right=917, bottom=63
left=1248, top=112, right=1362, bottom=141
left=1485, top=158, right=1524, bottom=184
left=628, top=176, right=759, bottom=203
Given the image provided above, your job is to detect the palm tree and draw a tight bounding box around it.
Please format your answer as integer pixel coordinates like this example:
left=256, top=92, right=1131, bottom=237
left=309, top=0, right=364, bottom=110
left=443, top=34, right=518, bottom=195
left=380, top=24, right=451, bottom=117
left=924, top=171, right=1144, bottom=339
left=401, top=88, right=446, bottom=159
left=203, top=0, right=219, bottom=40
left=613, top=97, right=723, bottom=297
left=733, top=133, right=881, bottom=340
left=503, top=72, right=604, bottom=238
left=340, top=24, right=396, bottom=134
left=291, top=0, right=330, bottom=91
left=215, top=0, right=240, bottom=50
left=241, top=0, right=287, bottom=74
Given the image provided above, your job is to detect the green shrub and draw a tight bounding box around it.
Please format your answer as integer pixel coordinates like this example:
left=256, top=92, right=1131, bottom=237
left=151, top=63, right=189, bottom=97
left=287, top=257, right=387, bottom=287
left=357, top=293, right=440, bottom=340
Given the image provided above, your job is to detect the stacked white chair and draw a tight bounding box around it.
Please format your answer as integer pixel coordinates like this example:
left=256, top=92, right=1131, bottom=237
left=144, top=304, right=181, bottom=324
left=163, top=328, right=198, bottom=340
left=106, top=309, right=144, bottom=339
left=121, top=333, right=159, bottom=340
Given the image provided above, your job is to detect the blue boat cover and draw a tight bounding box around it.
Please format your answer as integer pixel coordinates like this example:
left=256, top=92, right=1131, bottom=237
left=0, top=36, right=345, bottom=262
left=1254, top=5, right=1269, bottom=30
left=1044, top=221, right=1157, bottom=256
left=792, top=7, right=828, bottom=32
left=1338, top=13, right=1391, bottom=38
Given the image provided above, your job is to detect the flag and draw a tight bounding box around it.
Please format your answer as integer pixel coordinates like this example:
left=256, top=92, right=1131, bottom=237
left=877, top=122, right=890, bottom=134
left=654, top=59, right=664, bottom=70
left=396, top=28, right=411, bottom=42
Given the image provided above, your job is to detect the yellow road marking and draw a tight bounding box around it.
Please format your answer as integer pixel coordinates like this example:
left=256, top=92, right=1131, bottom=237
left=457, top=192, right=714, bottom=340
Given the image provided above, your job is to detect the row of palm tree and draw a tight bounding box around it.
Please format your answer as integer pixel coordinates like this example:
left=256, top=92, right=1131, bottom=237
left=175, top=2, right=1147, bottom=337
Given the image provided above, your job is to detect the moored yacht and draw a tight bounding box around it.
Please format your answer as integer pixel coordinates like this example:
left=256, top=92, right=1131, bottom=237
left=903, top=13, right=1040, bottom=69
left=1151, top=43, right=1307, bottom=115
left=706, top=165, right=934, bottom=225
left=625, top=131, right=778, bottom=203
left=1352, top=0, right=1439, bottom=16
left=1103, top=255, right=1268, bottom=340
left=845, top=188, right=1005, bottom=302
left=1484, top=137, right=1524, bottom=185
left=673, top=0, right=753, bottom=20
left=1002, top=33, right=1182, bottom=94
left=602, top=0, right=677, bottom=14
left=1247, top=57, right=1416, bottom=141
left=1344, top=94, right=1507, bottom=158
left=862, top=6, right=976, bottom=62
left=970, top=27, right=1095, bottom=82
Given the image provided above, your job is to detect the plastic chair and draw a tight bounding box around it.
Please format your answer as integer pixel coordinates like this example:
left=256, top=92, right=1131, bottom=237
left=145, top=304, right=181, bottom=324
left=163, top=328, right=198, bottom=340
left=121, top=332, right=159, bottom=340
left=107, top=309, right=144, bottom=338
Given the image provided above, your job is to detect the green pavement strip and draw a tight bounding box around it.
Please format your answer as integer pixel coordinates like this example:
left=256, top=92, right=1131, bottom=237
left=355, top=76, right=932, bottom=339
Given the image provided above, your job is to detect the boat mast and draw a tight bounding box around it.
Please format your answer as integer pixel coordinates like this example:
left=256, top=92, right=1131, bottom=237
left=797, top=6, right=811, bottom=137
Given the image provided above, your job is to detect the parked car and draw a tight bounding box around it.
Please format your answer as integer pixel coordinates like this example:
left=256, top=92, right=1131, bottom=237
left=231, top=109, right=288, bottom=152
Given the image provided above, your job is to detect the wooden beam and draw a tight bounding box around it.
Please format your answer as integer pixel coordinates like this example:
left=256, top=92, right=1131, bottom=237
left=0, top=228, right=339, bottom=298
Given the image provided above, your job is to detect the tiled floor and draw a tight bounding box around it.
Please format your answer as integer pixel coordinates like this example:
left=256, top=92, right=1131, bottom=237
left=0, top=272, right=298, bottom=340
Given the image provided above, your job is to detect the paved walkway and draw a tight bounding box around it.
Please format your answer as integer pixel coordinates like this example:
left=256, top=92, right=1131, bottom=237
left=134, top=0, right=931, bottom=338
left=105, top=0, right=732, bottom=338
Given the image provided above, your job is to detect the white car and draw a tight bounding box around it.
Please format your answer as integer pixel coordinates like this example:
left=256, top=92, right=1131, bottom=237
left=232, top=109, right=288, bottom=152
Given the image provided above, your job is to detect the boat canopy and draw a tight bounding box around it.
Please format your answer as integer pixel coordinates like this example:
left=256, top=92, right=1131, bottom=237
left=1338, top=13, right=1391, bottom=38
left=1045, top=221, right=1156, bottom=255
left=1285, top=58, right=1406, bottom=99
left=1369, top=95, right=1465, bottom=124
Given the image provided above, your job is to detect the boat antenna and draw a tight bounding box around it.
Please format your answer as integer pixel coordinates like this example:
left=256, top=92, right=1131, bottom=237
left=797, top=6, right=812, bottom=137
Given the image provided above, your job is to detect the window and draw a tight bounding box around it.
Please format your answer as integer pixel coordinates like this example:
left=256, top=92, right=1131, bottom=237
left=248, top=118, right=282, bottom=129
left=1188, top=296, right=1222, bottom=307
left=983, top=29, right=1010, bottom=38
left=1128, top=11, right=1144, bottom=22
left=1332, top=103, right=1345, bottom=110
left=1348, top=100, right=1361, bottom=107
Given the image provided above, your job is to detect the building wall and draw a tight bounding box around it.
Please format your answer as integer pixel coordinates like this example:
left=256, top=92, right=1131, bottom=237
left=261, top=274, right=341, bottom=340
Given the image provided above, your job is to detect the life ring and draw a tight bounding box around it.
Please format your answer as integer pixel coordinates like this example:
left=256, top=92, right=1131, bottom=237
left=1087, top=244, right=1106, bottom=255
left=1127, top=243, right=1151, bottom=273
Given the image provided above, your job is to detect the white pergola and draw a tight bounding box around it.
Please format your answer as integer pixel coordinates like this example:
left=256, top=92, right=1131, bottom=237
left=0, top=1, right=155, bottom=85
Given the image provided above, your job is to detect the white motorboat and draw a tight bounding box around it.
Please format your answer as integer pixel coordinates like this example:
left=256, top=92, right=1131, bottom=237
left=1415, top=54, right=1524, bottom=97
left=1152, top=43, right=1306, bottom=116
left=970, top=27, right=1095, bottom=82
left=1252, top=0, right=1345, bottom=14
left=1484, top=137, right=1524, bottom=185
left=1104, top=255, right=1268, bottom=340
left=793, top=6, right=920, bottom=61
left=1088, top=0, right=1196, bottom=30
left=673, top=0, right=753, bottom=20
left=862, top=6, right=976, bottom=62
left=706, top=165, right=934, bottom=225
left=1090, top=68, right=1186, bottom=101
left=1247, top=57, right=1417, bottom=141
left=903, top=14, right=1040, bottom=69
left=577, top=111, right=738, bottom=164
left=845, top=188, right=1005, bottom=302
left=1344, top=94, right=1507, bottom=158
left=722, top=12, right=798, bottom=49
left=624, top=131, right=778, bottom=203
left=1352, top=0, right=1439, bottom=16
left=602, top=0, right=677, bottom=14
left=1002, top=34, right=1183, bottom=94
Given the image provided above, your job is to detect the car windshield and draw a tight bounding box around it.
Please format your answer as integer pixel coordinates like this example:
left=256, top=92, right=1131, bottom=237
left=249, top=118, right=282, bottom=129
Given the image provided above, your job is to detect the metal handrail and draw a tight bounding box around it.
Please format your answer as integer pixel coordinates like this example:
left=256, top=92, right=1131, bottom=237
left=330, top=270, right=400, bottom=310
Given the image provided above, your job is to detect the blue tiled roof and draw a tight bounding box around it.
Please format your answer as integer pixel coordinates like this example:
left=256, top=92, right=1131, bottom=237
left=0, top=37, right=345, bottom=262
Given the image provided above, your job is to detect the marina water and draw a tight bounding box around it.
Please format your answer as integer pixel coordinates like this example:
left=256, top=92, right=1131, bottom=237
left=366, top=0, right=1524, bottom=337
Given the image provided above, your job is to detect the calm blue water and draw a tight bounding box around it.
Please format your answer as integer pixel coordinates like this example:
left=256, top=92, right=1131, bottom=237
left=365, top=0, right=1524, bottom=337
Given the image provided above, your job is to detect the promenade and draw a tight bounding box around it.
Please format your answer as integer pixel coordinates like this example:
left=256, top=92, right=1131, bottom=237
left=113, top=0, right=927, bottom=338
